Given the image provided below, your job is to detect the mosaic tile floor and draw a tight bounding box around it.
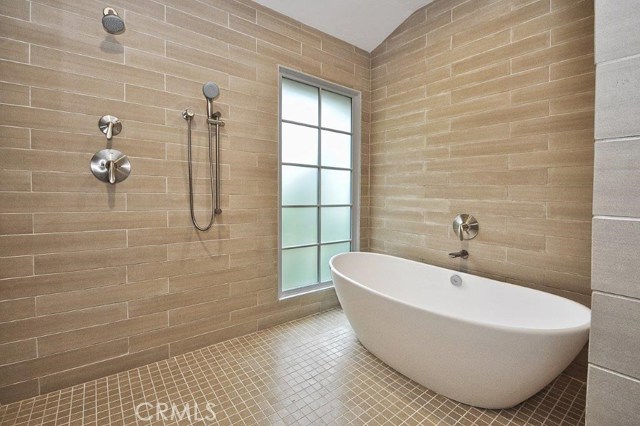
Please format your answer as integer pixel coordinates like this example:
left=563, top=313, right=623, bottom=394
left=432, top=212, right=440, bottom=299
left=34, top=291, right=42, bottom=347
left=0, top=308, right=585, bottom=426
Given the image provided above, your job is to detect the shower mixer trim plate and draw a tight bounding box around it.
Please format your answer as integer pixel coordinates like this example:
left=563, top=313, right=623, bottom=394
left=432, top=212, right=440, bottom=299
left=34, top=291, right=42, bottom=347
left=90, top=149, right=130, bottom=184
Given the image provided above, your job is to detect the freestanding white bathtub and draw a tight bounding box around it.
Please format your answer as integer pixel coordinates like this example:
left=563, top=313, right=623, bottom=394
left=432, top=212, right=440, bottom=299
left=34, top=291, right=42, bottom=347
left=330, top=252, right=591, bottom=409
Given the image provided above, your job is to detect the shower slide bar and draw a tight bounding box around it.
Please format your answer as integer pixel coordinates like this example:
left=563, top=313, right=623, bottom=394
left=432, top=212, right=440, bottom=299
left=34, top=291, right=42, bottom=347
left=182, top=82, right=225, bottom=232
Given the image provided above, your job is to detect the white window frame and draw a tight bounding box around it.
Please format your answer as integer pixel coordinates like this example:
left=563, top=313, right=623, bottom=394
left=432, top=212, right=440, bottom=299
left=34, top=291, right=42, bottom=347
left=278, top=66, right=361, bottom=299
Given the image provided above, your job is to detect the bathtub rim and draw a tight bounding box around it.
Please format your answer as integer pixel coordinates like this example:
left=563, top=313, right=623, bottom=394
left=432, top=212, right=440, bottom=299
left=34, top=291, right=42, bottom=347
left=330, top=251, right=591, bottom=335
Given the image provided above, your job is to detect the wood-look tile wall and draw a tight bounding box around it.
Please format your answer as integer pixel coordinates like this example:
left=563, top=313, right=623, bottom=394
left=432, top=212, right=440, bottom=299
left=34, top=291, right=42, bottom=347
left=0, top=0, right=370, bottom=403
left=369, top=0, right=594, bottom=378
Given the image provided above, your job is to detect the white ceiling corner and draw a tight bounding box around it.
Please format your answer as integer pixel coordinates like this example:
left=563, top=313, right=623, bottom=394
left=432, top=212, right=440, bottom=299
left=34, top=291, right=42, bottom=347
left=252, top=0, right=434, bottom=52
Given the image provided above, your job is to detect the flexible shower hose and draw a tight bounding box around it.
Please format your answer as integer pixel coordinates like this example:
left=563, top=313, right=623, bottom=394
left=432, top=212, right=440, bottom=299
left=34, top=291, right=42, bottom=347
left=186, top=116, right=216, bottom=231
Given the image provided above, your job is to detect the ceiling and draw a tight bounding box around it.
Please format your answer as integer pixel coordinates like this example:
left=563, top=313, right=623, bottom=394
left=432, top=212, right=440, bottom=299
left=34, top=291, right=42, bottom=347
left=253, top=0, right=434, bottom=52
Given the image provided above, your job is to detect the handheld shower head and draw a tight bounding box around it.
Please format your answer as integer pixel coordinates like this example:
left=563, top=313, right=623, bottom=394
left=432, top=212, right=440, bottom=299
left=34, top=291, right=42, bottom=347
left=102, top=7, right=125, bottom=35
left=202, top=82, right=220, bottom=119
left=203, top=82, right=220, bottom=99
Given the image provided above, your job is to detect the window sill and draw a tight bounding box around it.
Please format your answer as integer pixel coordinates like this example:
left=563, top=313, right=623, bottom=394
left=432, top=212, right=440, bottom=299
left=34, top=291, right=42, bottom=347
left=278, top=281, right=335, bottom=301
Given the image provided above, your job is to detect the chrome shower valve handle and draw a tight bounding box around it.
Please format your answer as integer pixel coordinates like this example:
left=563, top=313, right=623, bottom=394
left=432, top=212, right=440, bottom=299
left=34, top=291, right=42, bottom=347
left=107, top=158, right=116, bottom=184
left=99, top=115, right=122, bottom=140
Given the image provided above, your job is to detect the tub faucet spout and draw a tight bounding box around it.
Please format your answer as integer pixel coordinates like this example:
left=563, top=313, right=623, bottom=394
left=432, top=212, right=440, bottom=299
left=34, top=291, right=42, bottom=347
left=449, top=250, right=469, bottom=259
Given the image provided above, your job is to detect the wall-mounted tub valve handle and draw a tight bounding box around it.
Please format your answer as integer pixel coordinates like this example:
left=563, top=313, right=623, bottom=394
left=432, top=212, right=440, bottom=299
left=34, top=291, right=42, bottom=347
left=99, top=115, right=122, bottom=140
left=453, top=214, right=479, bottom=241
left=459, top=223, right=469, bottom=240
left=91, top=149, right=131, bottom=185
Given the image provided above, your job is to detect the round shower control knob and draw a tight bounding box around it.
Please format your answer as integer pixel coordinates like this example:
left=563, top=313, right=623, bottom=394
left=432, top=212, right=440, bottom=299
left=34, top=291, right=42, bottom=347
left=90, top=149, right=130, bottom=184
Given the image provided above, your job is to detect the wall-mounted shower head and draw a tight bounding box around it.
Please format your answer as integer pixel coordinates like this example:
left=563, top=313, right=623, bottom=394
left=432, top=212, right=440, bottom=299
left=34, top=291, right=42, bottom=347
left=102, top=7, right=125, bottom=35
left=202, top=82, right=220, bottom=119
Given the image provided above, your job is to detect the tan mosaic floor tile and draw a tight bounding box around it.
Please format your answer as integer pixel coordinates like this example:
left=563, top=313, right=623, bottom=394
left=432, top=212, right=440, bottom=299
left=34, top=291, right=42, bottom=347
left=0, top=308, right=585, bottom=425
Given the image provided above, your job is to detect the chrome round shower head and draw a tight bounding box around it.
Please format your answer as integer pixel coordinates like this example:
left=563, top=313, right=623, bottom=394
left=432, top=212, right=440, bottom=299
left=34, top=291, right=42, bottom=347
left=102, top=7, right=125, bottom=35
left=202, top=82, right=220, bottom=100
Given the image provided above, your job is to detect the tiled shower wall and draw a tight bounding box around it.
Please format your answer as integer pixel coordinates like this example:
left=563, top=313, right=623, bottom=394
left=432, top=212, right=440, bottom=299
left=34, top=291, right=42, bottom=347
left=587, top=0, right=640, bottom=423
left=369, top=0, right=594, bottom=378
left=0, top=0, right=370, bottom=403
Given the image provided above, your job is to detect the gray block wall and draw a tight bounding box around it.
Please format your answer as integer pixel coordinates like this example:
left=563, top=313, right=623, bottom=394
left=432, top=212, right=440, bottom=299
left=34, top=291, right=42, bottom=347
left=588, top=1, right=640, bottom=424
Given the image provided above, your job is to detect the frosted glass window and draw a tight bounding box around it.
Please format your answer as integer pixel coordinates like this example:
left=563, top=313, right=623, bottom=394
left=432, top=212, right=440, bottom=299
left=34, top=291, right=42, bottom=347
left=282, top=208, right=317, bottom=247
left=321, top=169, right=351, bottom=205
left=320, top=242, right=351, bottom=283
left=282, top=78, right=318, bottom=126
left=279, top=69, right=358, bottom=296
left=321, top=130, right=351, bottom=169
left=282, top=246, right=318, bottom=291
left=282, top=166, right=317, bottom=205
left=282, top=123, right=318, bottom=165
left=321, top=207, right=351, bottom=243
left=321, top=90, right=351, bottom=132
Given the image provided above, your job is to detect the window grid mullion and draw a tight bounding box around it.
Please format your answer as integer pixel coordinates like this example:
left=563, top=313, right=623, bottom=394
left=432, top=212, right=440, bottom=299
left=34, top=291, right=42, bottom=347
left=282, top=162, right=352, bottom=172
left=281, top=204, right=352, bottom=208
left=281, top=118, right=352, bottom=137
left=282, top=239, right=352, bottom=251
left=282, top=243, right=320, bottom=251
left=316, top=88, right=322, bottom=286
